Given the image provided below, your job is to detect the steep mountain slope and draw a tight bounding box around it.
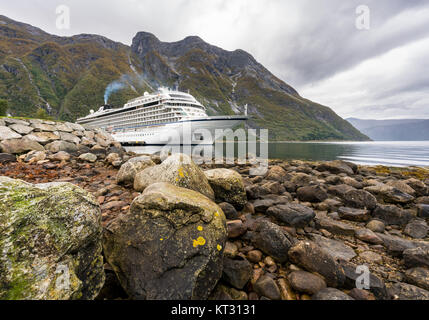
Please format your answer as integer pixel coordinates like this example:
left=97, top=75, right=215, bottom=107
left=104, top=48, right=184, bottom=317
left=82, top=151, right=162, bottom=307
left=0, top=15, right=148, bottom=121
left=347, top=118, right=429, bottom=141
left=0, top=15, right=369, bottom=141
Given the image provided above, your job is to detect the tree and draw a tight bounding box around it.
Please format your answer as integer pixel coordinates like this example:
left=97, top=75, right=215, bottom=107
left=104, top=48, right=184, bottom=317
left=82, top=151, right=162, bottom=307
left=0, top=99, right=8, bottom=116
left=35, top=107, right=53, bottom=120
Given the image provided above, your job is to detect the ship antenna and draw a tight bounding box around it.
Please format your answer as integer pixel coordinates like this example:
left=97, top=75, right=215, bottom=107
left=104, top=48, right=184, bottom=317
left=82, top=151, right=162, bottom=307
left=244, top=104, right=248, bottom=116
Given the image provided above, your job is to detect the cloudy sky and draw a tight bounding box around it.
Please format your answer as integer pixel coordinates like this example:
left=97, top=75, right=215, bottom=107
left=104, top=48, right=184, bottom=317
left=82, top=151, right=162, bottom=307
left=2, top=0, right=429, bottom=119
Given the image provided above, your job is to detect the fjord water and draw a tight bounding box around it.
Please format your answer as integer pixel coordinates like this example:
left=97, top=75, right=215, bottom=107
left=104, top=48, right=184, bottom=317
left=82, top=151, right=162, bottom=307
left=126, top=141, right=429, bottom=167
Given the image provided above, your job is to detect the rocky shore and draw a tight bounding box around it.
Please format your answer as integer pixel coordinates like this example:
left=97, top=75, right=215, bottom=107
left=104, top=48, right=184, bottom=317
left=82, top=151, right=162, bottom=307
left=1, top=118, right=429, bottom=300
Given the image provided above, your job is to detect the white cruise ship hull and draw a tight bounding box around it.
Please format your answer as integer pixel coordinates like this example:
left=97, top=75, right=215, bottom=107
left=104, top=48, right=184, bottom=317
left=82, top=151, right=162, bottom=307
left=112, top=116, right=247, bottom=145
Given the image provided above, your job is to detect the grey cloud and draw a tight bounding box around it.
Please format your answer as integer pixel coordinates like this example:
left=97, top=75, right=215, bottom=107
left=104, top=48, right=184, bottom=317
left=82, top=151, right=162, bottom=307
left=1, top=0, right=428, bottom=119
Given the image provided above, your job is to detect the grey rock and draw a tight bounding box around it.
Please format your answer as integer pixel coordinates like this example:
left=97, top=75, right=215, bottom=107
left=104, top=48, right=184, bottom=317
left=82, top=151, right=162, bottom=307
left=265, top=165, right=287, bottom=182
left=31, top=122, right=56, bottom=132
left=45, top=140, right=78, bottom=153
left=288, top=241, right=346, bottom=288
left=404, top=267, right=429, bottom=291
left=267, top=203, right=315, bottom=227
left=339, top=261, right=388, bottom=299
left=0, top=177, right=104, bottom=299
left=288, top=271, right=327, bottom=295
left=403, top=247, right=429, bottom=268
left=9, top=124, right=33, bottom=135
left=388, top=282, right=429, bottom=300
left=25, top=132, right=60, bottom=144
left=338, top=206, right=370, bottom=222
left=134, top=153, right=214, bottom=200
left=312, top=288, right=354, bottom=300
left=366, top=220, right=385, bottom=233
left=417, top=204, right=429, bottom=218
left=116, top=156, right=155, bottom=185
left=296, top=185, right=328, bottom=203
left=343, top=189, right=377, bottom=210
left=205, top=168, right=247, bottom=209
left=0, top=153, right=16, bottom=164
left=253, top=275, right=281, bottom=300
left=315, top=160, right=355, bottom=175
left=222, top=257, right=252, bottom=290
left=315, top=216, right=356, bottom=236
left=0, top=137, right=44, bottom=154
left=102, top=182, right=227, bottom=300
left=78, top=153, right=97, bottom=163
left=376, top=233, right=429, bottom=257
left=3, top=118, right=29, bottom=126
left=0, top=126, right=22, bottom=140
left=249, top=220, right=292, bottom=263
left=373, top=204, right=412, bottom=226
left=59, top=132, right=81, bottom=144
left=355, top=228, right=383, bottom=245
left=308, top=234, right=356, bottom=261
left=365, top=185, right=414, bottom=204
left=404, top=219, right=428, bottom=239
left=219, top=202, right=239, bottom=220
left=327, top=184, right=355, bottom=198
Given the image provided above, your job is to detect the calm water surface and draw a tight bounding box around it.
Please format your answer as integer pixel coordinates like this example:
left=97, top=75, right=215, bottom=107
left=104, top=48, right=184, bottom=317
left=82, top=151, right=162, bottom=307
left=126, top=141, right=429, bottom=167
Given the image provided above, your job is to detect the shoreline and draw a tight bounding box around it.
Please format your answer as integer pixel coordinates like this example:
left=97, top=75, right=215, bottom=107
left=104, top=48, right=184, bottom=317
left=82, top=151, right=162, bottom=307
left=1, top=146, right=429, bottom=300
left=1, top=117, right=429, bottom=300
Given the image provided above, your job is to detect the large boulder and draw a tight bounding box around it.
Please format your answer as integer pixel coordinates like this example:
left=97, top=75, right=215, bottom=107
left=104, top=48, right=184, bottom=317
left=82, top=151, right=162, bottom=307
left=102, top=182, right=227, bottom=300
left=0, top=177, right=104, bottom=300
left=0, top=126, right=22, bottom=140
left=204, top=168, right=247, bottom=209
left=116, top=156, right=155, bottom=185
left=0, top=137, right=44, bottom=154
left=133, top=153, right=215, bottom=200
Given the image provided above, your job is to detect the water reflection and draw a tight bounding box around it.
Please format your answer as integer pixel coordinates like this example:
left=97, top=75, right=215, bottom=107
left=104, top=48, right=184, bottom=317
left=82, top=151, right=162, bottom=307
left=125, top=141, right=429, bottom=167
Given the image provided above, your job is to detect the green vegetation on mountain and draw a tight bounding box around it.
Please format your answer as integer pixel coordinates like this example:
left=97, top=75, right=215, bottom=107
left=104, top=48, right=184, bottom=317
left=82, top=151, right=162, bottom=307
left=0, top=99, right=7, bottom=116
left=0, top=15, right=369, bottom=141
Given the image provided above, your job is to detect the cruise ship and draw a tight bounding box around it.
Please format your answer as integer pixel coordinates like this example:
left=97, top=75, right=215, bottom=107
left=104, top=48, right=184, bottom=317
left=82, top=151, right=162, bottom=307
left=76, top=88, right=248, bottom=145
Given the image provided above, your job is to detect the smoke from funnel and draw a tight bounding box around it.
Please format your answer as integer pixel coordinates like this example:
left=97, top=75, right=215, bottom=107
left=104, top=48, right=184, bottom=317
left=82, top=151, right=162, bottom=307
left=104, top=80, right=127, bottom=104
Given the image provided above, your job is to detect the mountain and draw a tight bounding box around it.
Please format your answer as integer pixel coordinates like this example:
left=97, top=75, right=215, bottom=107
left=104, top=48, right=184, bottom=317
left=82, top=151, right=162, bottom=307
left=0, top=15, right=369, bottom=141
left=347, top=118, right=429, bottom=141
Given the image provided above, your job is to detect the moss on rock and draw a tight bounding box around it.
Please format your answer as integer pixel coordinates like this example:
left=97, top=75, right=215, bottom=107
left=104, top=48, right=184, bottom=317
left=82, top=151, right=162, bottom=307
left=0, top=177, right=104, bottom=300
left=204, top=168, right=247, bottom=210
left=103, top=182, right=227, bottom=300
